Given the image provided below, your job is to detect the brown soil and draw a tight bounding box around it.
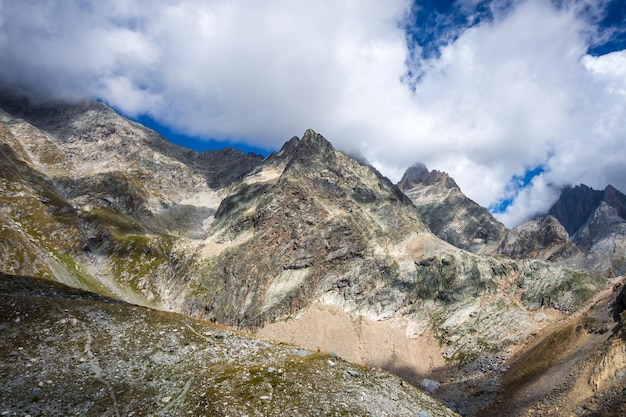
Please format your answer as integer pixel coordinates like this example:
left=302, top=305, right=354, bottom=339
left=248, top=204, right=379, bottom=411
left=257, top=301, right=446, bottom=386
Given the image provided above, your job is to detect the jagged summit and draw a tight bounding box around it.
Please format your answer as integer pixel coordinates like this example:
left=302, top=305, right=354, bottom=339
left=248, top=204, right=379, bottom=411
left=397, top=162, right=428, bottom=188
left=398, top=163, right=505, bottom=253
left=547, top=184, right=626, bottom=275
left=548, top=184, right=606, bottom=236
left=301, top=128, right=326, bottom=143
left=255, top=129, right=336, bottom=170
left=398, top=162, right=459, bottom=191
left=285, top=129, right=336, bottom=165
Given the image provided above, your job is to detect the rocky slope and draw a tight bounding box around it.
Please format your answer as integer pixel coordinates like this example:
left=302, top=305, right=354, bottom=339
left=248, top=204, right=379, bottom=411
left=0, top=91, right=620, bottom=416
left=0, top=274, right=459, bottom=417
left=478, top=278, right=626, bottom=417
left=0, top=90, right=262, bottom=306
left=398, top=163, right=507, bottom=254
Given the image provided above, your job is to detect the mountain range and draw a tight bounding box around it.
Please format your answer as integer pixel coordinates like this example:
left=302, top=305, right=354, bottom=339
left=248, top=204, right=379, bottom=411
left=1, top=90, right=625, bottom=416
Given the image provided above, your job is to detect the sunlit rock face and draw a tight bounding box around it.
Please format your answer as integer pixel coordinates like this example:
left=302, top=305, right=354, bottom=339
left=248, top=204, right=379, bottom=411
left=398, top=162, right=507, bottom=254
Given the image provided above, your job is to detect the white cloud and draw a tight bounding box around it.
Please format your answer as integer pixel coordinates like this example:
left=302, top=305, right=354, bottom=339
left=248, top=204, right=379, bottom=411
left=0, top=0, right=625, bottom=227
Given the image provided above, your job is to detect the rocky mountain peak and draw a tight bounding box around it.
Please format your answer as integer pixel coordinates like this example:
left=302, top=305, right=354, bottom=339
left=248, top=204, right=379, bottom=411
left=398, top=163, right=505, bottom=253
left=548, top=184, right=605, bottom=236
left=603, top=184, right=626, bottom=220
left=291, top=129, right=335, bottom=160
left=397, top=162, right=429, bottom=188
left=398, top=162, right=459, bottom=191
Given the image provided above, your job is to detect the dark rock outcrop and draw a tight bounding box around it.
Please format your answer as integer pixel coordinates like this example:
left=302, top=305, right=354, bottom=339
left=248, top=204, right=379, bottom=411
left=548, top=184, right=606, bottom=236
left=548, top=184, right=626, bottom=275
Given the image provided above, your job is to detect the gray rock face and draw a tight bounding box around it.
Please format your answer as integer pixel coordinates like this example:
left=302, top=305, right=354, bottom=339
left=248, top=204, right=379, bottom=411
left=548, top=184, right=605, bottom=236
left=496, top=215, right=580, bottom=262
left=547, top=184, right=626, bottom=276
left=398, top=163, right=507, bottom=254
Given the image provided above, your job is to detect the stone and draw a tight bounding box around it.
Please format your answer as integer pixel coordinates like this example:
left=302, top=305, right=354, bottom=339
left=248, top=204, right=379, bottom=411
left=292, top=349, right=313, bottom=357
left=213, top=332, right=227, bottom=340
left=420, top=378, right=440, bottom=393
left=30, top=387, right=42, bottom=400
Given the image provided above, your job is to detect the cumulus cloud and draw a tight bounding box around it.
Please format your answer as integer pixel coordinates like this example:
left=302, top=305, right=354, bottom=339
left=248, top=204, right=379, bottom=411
left=0, top=0, right=625, bottom=227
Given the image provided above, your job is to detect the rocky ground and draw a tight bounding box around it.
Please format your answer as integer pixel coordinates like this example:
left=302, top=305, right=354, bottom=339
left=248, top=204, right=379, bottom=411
left=0, top=274, right=459, bottom=417
left=450, top=279, right=626, bottom=416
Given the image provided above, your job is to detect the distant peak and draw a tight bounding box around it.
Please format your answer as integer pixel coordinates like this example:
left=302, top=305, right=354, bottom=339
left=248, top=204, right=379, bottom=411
left=296, top=129, right=335, bottom=156
left=301, top=129, right=332, bottom=146
left=548, top=184, right=605, bottom=236
left=302, top=128, right=318, bottom=139
left=410, top=162, right=429, bottom=173
left=398, top=163, right=430, bottom=189
left=398, top=162, right=458, bottom=191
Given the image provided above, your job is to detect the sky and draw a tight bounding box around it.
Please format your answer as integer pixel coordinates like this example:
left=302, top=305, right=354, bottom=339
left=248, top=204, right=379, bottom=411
left=0, top=0, right=625, bottom=227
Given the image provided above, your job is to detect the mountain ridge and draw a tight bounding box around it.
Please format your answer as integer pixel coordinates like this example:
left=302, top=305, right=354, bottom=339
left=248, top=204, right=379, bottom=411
left=398, top=161, right=626, bottom=276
